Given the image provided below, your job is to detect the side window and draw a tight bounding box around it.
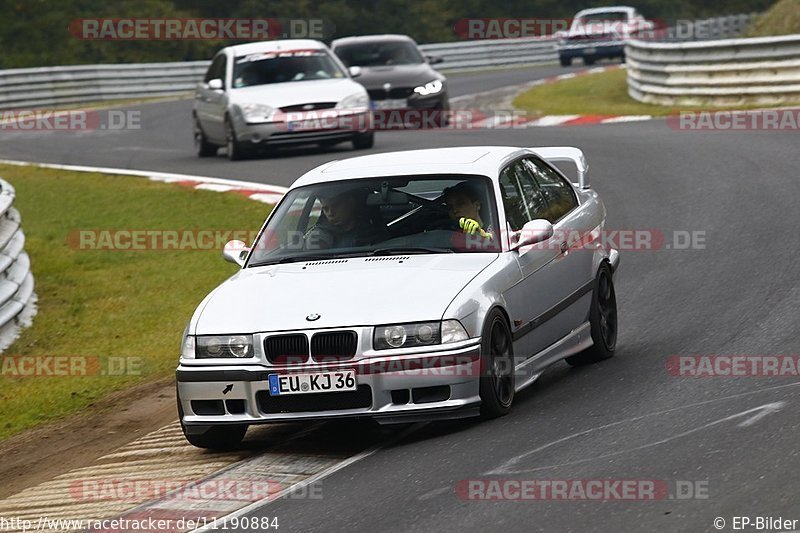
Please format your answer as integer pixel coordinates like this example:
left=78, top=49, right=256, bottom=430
left=498, top=161, right=547, bottom=230
left=523, top=158, right=578, bottom=223
left=204, top=55, right=226, bottom=86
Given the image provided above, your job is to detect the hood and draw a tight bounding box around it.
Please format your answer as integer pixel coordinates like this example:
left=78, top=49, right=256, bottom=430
left=193, top=253, right=497, bottom=334
left=354, top=64, right=442, bottom=90
left=228, top=78, right=365, bottom=107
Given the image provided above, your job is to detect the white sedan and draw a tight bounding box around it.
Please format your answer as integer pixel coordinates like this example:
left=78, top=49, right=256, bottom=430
left=193, top=39, right=373, bottom=160
left=177, top=146, right=620, bottom=449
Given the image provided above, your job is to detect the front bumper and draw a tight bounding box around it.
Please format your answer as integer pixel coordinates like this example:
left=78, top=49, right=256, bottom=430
left=233, top=109, right=371, bottom=146
left=177, top=340, right=482, bottom=427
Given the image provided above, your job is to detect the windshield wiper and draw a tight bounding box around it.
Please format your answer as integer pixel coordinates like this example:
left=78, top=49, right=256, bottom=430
left=370, top=247, right=455, bottom=256
left=248, top=255, right=343, bottom=267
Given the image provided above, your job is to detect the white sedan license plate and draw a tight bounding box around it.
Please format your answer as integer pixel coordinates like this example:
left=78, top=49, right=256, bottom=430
left=287, top=118, right=334, bottom=132
left=373, top=99, right=407, bottom=110
left=268, top=370, right=356, bottom=396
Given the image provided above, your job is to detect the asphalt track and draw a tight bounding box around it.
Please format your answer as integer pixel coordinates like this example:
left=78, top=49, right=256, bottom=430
left=3, top=63, right=799, bottom=532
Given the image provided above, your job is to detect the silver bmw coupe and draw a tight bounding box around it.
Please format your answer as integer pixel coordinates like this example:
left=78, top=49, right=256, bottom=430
left=177, top=146, right=620, bottom=449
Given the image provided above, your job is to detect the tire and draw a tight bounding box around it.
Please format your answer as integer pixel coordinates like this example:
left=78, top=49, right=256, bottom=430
left=352, top=131, right=375, bottom=150
left=565, top=263, right=618, bottom=366
left=583, top=56, right=596, bottom=66
left=479, top=309, right=515, bottom=418
left=225, top=117, right=249, bottom=161
left=559, top=56, right=572, bottom=67
left=177, top=393, right=247, bottom=450
left=193, top=117, right=217, bottom=157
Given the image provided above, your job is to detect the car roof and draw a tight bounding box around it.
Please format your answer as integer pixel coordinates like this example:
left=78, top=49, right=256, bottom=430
left=575, top=6, right=635, bottom=16
left=291, top=146, right=528, bottom=187
left=224, top=39, right=329, bottom=57
left=331, top=34, right=416, bottom=48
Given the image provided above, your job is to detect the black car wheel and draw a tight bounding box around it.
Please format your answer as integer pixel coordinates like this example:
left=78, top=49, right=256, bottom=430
left=352, top=131, right=375, bottom=150
left=193, top=118, right=217, bottom=157
left=225, top=117, right=249, bottom=161
left=479, top=309, right=515, bottom=418
left=566, top=263, right=617, bottom=366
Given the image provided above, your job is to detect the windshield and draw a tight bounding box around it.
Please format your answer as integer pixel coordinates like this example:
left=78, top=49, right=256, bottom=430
left=247, top=175, right=500, bottom=266
left=573, top=11, right=629, bottom=31
left=232, top=49, right=346, bottom=88
left=334, top=41, right=424, bottom=67
left=577, top=12, right=629, bottom=23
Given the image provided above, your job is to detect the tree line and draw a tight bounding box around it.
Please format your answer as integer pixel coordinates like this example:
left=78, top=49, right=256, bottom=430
left=0, top=0, right=776, bottom=68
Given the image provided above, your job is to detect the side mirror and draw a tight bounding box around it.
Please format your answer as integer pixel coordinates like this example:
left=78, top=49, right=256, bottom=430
left=348, top=66, right=362, bottom=78
left=510, top=219, right=554, bottom=252
left=222, top=240, right=249, bottom=267
left=207, top=78, right=224, bottom=91
left=426, top=55, right=444, bottom=64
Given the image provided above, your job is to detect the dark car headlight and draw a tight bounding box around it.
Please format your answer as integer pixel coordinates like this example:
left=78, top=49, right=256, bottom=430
left=373, top=320, right=468, bottom=350
left=186, top=335, right=255, bottom=359
left=413, top=80, right=444, bottom=96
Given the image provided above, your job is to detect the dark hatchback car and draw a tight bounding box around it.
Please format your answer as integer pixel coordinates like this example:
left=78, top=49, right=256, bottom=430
left=331, top=34, right=449, bottom=112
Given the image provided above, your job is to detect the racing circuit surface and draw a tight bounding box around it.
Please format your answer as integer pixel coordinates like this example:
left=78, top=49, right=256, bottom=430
left=3, top=64, right=799, bottom=531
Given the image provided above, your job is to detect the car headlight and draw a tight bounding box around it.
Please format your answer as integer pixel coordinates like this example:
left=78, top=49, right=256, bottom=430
left=413, top=79, right=443, bottom=96
left=373, top=320, right=468, bottom=350
left=239, top=103, right=274, bottom=123
left=336, top=92, right=369, bottom=110
left=194, top=335, right=254, bottom=358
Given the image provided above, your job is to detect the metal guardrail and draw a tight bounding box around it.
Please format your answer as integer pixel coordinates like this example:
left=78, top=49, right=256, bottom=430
left=625, top=34, right=800, bottom=106
left=0, top=61, right=210, bottom=110
left=0, top=39, right=557, bottom=110
left=420, top=37, right=556, bottom=70
left=0, top=178, right=36, bottom=353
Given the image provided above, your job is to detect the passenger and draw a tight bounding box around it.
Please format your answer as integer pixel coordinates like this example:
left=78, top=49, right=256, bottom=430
left=442, top=182, right=494, bottom=240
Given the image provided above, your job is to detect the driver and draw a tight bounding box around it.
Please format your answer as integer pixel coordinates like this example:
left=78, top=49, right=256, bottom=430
left=442, top=182, right=494, bottom=240
left=304, top=189, right=385, bottom=250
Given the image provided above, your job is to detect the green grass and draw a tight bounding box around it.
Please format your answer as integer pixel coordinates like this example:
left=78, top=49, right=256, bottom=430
left=0, top=165, right=270, bottom=440
left=513, top=68, right=800, bottom=117
left=744, top=0, right=800, bottom=37
left=513, top=69, right=687, bottom=117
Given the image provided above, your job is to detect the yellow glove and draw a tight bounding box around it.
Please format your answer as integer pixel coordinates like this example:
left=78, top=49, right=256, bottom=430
left=459, top=218, right=493, bottom=240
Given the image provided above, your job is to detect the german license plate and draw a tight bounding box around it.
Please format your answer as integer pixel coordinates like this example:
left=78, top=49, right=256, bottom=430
left=268, top=370, right=356, bottom=396
left=583, top=47, right=597, bottom=55
left=373, top=99, right=407, bottom=110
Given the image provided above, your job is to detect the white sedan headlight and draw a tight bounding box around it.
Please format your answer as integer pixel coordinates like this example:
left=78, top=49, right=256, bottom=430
left=336, top=92, right=369, bottom=110
left=413, top=79, right=443, bottom=96
left=373, top=320, right=468, bottom=350
left=239, top=103, right=274, bottom=123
